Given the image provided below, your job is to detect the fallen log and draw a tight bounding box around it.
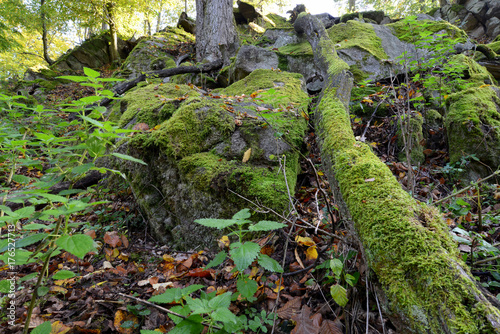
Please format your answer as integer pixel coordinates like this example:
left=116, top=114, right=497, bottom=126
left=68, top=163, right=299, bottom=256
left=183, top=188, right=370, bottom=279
left=294, top=13, right=500, bottom=333
left=111, top=59, right=223, bottom=97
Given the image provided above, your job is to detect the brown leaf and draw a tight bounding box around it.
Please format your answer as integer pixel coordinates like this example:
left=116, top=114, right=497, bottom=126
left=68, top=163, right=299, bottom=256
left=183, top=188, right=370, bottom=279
left=319, top=318, right=343, bottom=334
left=291, top=305, right=320, bottom=334
left=277, top=297, right=301, bottom=319
left=104, top=231, right=122, bottom=248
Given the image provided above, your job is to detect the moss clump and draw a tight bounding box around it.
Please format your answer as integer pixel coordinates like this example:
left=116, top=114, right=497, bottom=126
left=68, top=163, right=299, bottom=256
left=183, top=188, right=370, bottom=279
left=328, top=21, right=388, bottom=60
left=448, top=54, right=495, bottom=85
left=278, top=20, right=387, bottom=62
left=445, top=85, right=500, bottom=168
left=220, top=69, right=307, bottom=107
left=111, top=83, right=200, bottom=127
left=135, top=98, right=235, bottom=158
left=349, top=65, right=370, bottom=83
left=277, top=41, right=313, bottom=56
left=265, top=13, right=292, bottom=29
left=388, top=17, right=467, bottom=43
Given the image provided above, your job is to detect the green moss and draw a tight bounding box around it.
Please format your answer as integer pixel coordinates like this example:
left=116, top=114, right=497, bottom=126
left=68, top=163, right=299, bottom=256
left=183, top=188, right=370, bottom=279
left=221, top=69, right=307, bottom=106
left=448, top=54, right=495, bottom=85
left=277, top=41, right=313, bottom=56
left=317, top=90, right=490, bottom=332
left=349, top=65, right=370, bottom=83
left=445, top=85, right=500, bottom=166
left=427, top=7, right=439, bottom=16
left=178, top=150, right=299, bottom=213
left=388, top=18, right=467, bottom=43
left=265, top=13, right=292, bottom=29
left=135, top=98, right=235, bottom=158
left=450, top=4, right=465, bottom=13
left=328, top=21, right=388, bottom=60
left=277, top=20, right=387, bottom=62
left=111, top=83, right=199, bottom=127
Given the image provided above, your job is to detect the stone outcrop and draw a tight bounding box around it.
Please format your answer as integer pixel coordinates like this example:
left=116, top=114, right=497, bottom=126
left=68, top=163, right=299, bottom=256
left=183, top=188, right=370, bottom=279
left=109, top=70, right=308, bottom=250
left=433, top=0, right=500, bottom=41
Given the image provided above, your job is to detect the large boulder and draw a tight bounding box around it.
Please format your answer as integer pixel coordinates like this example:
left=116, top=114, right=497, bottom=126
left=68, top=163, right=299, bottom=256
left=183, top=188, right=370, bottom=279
left=109, top=69, right=308, bottom=250
left=434, top=0, right=500, bottom=41
left=118, top=28, right=194, bottom=79
left=444, top=55, right=500, bottom=180
left=229, top=45, right=279, bottom=81
left=51, top=34, right=132, bottom=72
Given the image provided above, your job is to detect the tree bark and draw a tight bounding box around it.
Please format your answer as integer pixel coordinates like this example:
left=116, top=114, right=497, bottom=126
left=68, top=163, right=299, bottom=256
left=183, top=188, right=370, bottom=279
left=40, top=0, right=54, bottom=65
left=195, top=0, right=239, bottom=65
left=105, top=1, right=119, bottom=65
left=294, top=13, right=500, bottom=333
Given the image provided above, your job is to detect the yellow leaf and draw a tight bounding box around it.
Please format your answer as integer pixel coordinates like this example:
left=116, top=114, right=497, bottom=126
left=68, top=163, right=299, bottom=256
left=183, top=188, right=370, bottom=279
left=242, top=148, right=252, bottom=163
left=218, top=235, right=230, bottom=249
left=49, top=286, right=68, bottom=294
left=295, top=236, right=315, bottom=247
left=305, top=246, right=318, bottom=261
left=162, top=254, right=175, bottom=262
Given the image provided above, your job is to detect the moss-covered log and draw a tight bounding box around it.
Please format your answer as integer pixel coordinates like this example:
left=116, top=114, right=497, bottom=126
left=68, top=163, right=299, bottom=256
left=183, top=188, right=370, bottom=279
left=294, top=13, right=500, bottom=334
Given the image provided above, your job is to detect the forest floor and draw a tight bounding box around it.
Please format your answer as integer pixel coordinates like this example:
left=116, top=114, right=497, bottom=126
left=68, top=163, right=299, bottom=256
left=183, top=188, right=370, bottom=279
left=1, top=75, right=500, bottom=334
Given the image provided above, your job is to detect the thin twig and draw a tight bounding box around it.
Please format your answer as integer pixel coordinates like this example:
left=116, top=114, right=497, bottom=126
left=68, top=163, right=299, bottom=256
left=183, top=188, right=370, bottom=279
left=434, top=169, right=500, bottom=205
left=117, top=293, right=222, bottom=330
left=306, top=158, right=337, bottom=232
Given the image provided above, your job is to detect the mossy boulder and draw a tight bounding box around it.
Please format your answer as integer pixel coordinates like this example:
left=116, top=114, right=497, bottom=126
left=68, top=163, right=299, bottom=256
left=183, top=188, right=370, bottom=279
left=51, top=33, right=130, bottom=72
left=111, top=69, right=308, bottom=250
left=118, top=28, right=194, bottom=79
left=445, top=84, right=500, bottom=180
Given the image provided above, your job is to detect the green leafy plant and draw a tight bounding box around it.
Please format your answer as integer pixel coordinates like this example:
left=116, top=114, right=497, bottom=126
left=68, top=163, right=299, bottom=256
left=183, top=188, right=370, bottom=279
left=0, top=67, right=146, bottom=334
left=195, top=208, right=285, bottom=275
left=144, top=209, right=286, bottom=333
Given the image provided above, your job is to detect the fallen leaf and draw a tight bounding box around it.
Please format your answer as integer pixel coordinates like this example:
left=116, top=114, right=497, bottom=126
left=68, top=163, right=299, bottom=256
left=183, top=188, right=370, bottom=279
left=277, top=297, right=301, bottom=319
left=242, top=148, right=252, bottom=163
left=295, top=236, right=315, bottom=247
left=104, top=231, right=122, bottom=248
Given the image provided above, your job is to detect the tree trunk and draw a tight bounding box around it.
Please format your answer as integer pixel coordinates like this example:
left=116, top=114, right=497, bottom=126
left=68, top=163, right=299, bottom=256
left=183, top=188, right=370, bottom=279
left=156, top=0, right=163, bottom=32
left=40, top=0, right=54, bottom=65
left=105, top=1, right=119, bottom=65
left=195, top=0, right=239, bottom=65
left=348, top=0, right=356, bottom=12
left=294, top=13, right=500, bottom=333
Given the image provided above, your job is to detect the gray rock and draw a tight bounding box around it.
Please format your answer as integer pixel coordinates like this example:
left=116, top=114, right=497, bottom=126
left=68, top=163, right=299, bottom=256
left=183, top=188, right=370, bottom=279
left=230, top=45, right=279, bottom=81
left=486, top=17, right=500, bottom=38
left=465, top=0, right=487, bottom=16
left=459, top=12, right=479, bottom=31
left=469, top=24, right=486, bottom=39
left=485, top=0, right=500, bottom=19
left=314, top=13, right=339, bottom=29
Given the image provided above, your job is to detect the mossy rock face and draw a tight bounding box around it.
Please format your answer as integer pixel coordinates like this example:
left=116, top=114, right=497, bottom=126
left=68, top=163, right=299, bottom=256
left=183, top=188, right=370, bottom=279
left=111, top=69, right=308, bottom=250
left=51, top=34, right=118, bottom=72
left=445, top=84, right=500, bottom=180
left=118, top=28, right=193, bottom=79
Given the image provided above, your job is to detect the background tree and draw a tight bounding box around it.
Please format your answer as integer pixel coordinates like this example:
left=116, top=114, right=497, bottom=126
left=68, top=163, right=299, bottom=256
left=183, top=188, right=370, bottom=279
left=195, top=0, right=239, bottom=64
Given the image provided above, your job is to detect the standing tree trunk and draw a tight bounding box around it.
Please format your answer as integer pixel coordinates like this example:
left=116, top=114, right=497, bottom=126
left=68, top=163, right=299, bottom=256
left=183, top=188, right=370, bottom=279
left=105, top=1, right=119, bottom=65
left=294, top=13, right=500, bottom=333
left=156, top=0, right=163, bottom=32
left=348, top=0, right=356, bottom=12
left=40, top=0, right=54, bottom=65
left=195, top=0, right=239, bottom=65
